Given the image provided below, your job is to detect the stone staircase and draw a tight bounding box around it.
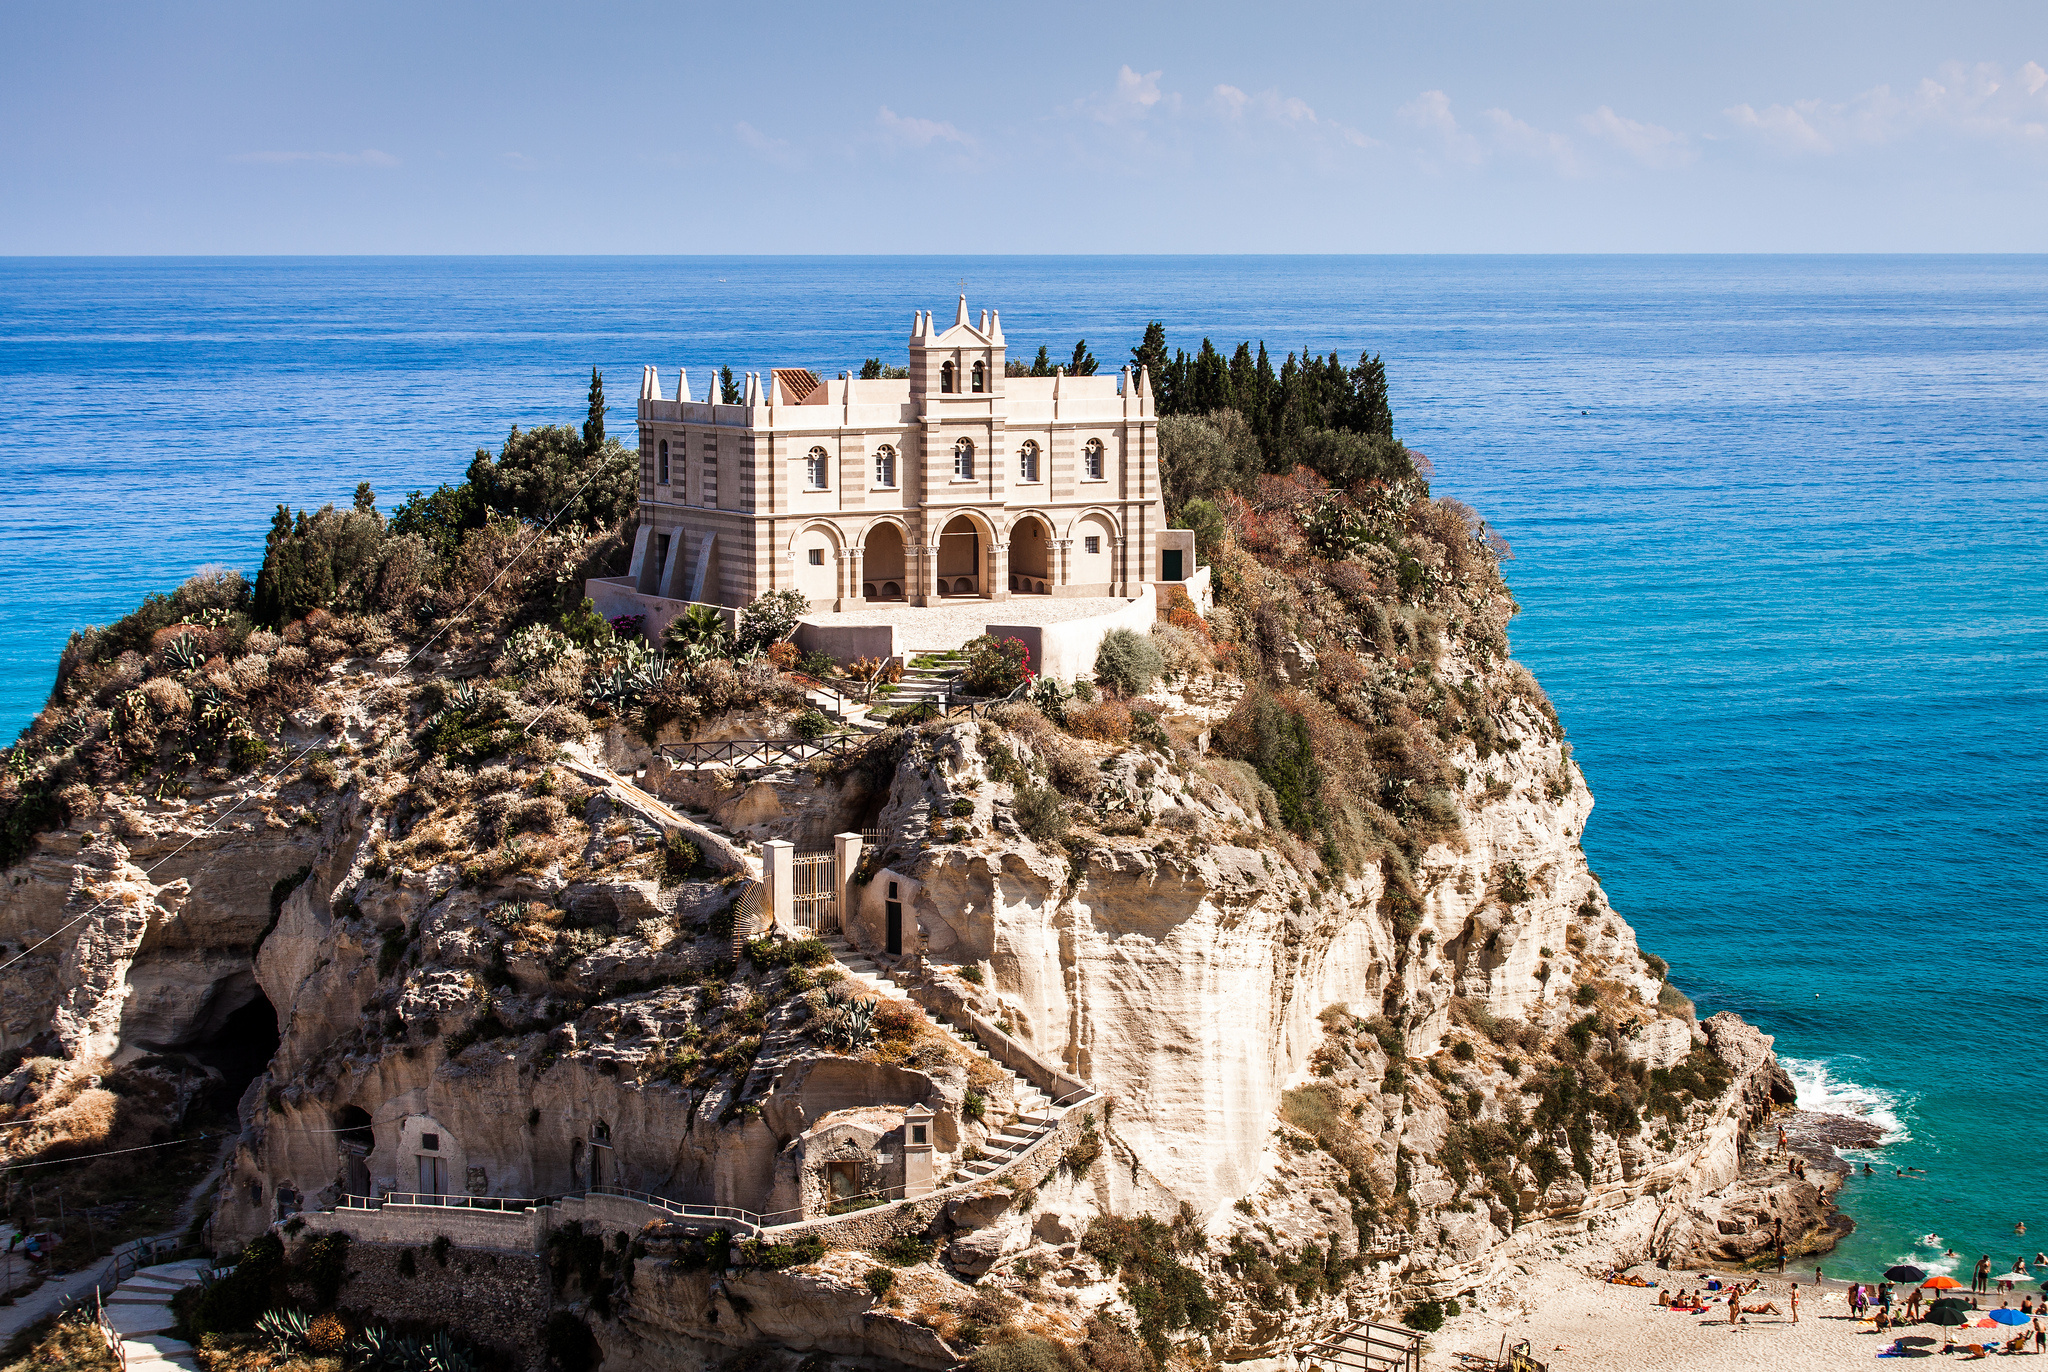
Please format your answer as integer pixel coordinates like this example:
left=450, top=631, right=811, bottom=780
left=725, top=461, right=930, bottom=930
left=867, top=651, right=961, bottom=722
left=815, top=933, right=1058, bottom=1183
left=100, top=1260, right=209, bottom=1372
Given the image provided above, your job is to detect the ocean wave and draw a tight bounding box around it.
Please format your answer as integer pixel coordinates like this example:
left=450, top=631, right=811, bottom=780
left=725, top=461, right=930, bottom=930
left=1780, top=1057, right=1911, bottom=1146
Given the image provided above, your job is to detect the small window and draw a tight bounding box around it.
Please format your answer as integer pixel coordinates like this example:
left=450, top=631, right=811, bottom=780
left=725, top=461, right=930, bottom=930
left=911, top=1124, right=928, bottom=1145
left=941, top=361, right=956, bottom=394
left=658, top=438, right=670, bottom=485
left=971, top=360, right=986, bottom=393
left=1083, top=438, right=1105, bottom=480
left=953, top=438, right=975, bottom=480
left=808, top=548, right=824, bottom=566
left=1085, top=536, right=1100, bottom=555
left=887, top=881, right=898, bottom=898
left=805, top=446, right=829, bottom=490
left=1019, top=441, right=1039, bottom=483
left=873, top=445, right=897, bottom=488
left=420, top=1133, right=440, bottom=1152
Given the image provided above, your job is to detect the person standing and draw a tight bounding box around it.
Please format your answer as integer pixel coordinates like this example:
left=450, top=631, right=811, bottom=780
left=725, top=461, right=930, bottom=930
left=1791, top=1283, right=1801, bottom=1324
left=1976, top=1255, right=1993, bottom=1294
left=1906, top=1285, right=1923, bottom=1321
left=1729, top=1287, right=1741, bottom=1325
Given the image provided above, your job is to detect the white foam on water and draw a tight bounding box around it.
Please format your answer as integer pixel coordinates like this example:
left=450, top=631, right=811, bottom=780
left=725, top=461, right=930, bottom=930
left=1780, top=1057, right=1911, bottom=1146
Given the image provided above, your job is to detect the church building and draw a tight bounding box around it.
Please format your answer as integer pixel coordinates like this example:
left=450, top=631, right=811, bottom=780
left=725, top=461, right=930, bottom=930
left=623, top=297, right=1165, bottom=612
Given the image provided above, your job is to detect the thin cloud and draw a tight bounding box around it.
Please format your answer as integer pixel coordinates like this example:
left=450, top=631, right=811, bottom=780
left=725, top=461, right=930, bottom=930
left=1073, top=65, right=1173, bottom=124
left=228, top=149, right=398, bottom=167
left=1212, top=84, right=1376, bottom=148
left=875, top=106, right=975, bottom=149
left=1580, top=106, right=1695, bottom=168
left=1400, top=91, right=1580, bottom=172
left=734, top=121, right=802, bottom=168
left=1726, top=59, right=2048, bottom=154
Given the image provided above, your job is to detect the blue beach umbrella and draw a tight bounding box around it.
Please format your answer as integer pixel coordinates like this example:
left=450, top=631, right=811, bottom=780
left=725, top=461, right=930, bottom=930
left=1987, top=1309, right=2031, bottom=1326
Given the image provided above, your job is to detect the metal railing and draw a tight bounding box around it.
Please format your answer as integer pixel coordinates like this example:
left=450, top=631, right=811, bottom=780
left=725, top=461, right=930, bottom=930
left=583, top=1185, right=761, bottom=1233
left=790, top=851, right=839, bottom=933
left=943, top=677, right=1032, bottom=720
left=340, top=1192, right=545, bottom=1211
left=1299, top=1320, right=1423, bottom=1372
left=658, top=735, right=863, bottom=770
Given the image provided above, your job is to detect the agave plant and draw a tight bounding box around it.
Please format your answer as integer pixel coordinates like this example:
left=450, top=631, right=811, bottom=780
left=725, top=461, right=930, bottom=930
left=164, top=634, right=207, bottom=673
left=255, top=1307, right=313, bottom=1354
left=445, top=681, right=481, bottom=714
left=823, top=995, right=879, bottom=1050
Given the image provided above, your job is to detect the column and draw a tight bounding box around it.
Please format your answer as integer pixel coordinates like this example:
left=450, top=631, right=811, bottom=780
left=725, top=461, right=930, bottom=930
left=988, top=540, right=1009, bottom=602
left=833, top=831, right=863, bottom=933
left=847, top=546, right=865, bottom=605
left=1053, top=539, right=1072, bottom=592
left=763, top=840, right=794, bottom=936
left=1109, top=537, right=1125, bottom=597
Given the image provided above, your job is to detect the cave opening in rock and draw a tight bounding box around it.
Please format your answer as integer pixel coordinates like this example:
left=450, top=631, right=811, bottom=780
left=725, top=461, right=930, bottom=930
left=186, top=988, right=279, bottom=1106
left=335, top=1106, right=374, bottom=1196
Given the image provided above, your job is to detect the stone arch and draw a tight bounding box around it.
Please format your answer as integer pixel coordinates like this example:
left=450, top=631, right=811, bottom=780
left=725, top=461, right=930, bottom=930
left=1006, top=513, right=1053, bottom=594
left=787, top=520, right=843, bottom=607
left=941, top=360, right=956, bottom=394
left=859, top=517, right=908, bottom=601
left=1064, top=507, right=1121, bottom=593
left=935, top=510, right=995, bottom=598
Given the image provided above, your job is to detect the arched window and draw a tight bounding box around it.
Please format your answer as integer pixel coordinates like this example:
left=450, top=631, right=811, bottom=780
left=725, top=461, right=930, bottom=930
left=1083, top=438, right=1105, bottom=480
left=873, top=445, right=897, bottom=488
left=658, top=438, right=670, bottom=485
left=971, top=360, right=986, bottom=393
left=953, top=438, right=975, bottom=480
left=1018, top=441, right=1039, bottom=483
left=940, top=361, right=956, bottom=394
left=805, top=446, right=830, bottom=490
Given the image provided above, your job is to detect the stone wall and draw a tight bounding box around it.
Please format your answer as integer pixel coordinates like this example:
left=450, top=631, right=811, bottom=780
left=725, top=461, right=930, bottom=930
left=292, top=1202, right=547, bottom=1253
left=286, top=1234, right=552, bottom=1372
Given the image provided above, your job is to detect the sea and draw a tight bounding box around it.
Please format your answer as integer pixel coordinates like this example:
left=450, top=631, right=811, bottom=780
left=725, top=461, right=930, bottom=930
left=2, top=256, right=2044, bottom=1280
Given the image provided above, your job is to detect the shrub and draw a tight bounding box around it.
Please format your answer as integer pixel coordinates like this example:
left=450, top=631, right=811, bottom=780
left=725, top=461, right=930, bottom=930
left=1094, top=628, right=1164, bottom=698
left=863, top=1266, right=896, bottom=1299
left=1402, top=1299, right=1451, bottom=1332
left=964, top=1339, right=1062, bottom=1372
left=187, top=1234, right=285, bottom=1335
left=1643, top=952, right=1669, bottom=979
left=791, top=708, right=833, bottom=741
left=735, top=589, right=808, bottom=655
left=958, top=963, right=984, bottom=985
left=1213, top=692, right=1321, bottom=834
left=873, top=1233, right=935, bottom=1267
left=959, top=634, right=1034, bottom=697
left=1081, top=1213, right=1217, bottom=1360
left=1012, top=785, right=1068, bottom=844
left=1067, top=699, right=1131, bottom=743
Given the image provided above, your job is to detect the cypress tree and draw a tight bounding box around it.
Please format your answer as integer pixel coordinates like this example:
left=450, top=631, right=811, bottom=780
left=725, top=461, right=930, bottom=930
left=1130, top=321, right=1169, bottom=386
left=719, top=366, right=738, bottom=404
left=1344, top=350, right=1393, bottom=436
left=353, top=481, right=377, bottom=514
left=1068, top=340, right=1098, bottom=376
left=1252, top=342, right=1279, bottom=453
left=858, top=358, right=883, bottom=380
left=1029, top=346, right=1053, bottom=377
left=582, top=367, right=606, bottom=455
left=1190, top=338, right=1232, bottom=414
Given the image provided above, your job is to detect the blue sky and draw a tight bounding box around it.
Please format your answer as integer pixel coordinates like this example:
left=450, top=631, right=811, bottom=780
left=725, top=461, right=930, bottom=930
left=4, top=0, right=2044, bottom=253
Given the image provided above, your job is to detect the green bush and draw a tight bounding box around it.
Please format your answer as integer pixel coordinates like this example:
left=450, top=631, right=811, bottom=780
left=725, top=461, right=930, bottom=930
left=959, top=634, right=1034, bottom=697
left=1094, top=628, right=1165, bottom=698
left=187, top=1234, right=285, bottom=1335
left=873, top=1233, right=935, bottom=1267
left=791, top=708, right=833, bottom=741
left=735, top=589, right=809, bottom=656
left=1215, top=692, right=1322, bottom=835
left=863, top=1266, right=896, bottom=1299
left=1402, top=1299, right=1453, bottom=1332
left=1013, top=785, right=1068, bottom=845
left=659, top=832, right=703, bottom=887
left=964, top=1339, right=1062, bottom=1372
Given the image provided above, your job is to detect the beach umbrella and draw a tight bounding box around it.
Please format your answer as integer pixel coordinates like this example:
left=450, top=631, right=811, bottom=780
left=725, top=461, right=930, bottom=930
left=1887, top=1265, right=1929, bottom=1282
left=1922, top=1275, right=1964, bottom=1290
left=1988, top=1309, right=2032, bottom=1326
left=1927, top=1305, right=1969, bottom=1326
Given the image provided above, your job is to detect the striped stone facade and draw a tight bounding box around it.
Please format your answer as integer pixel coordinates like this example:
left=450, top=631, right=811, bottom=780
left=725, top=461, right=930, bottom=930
left=626, top=297, right=1162, bottom=612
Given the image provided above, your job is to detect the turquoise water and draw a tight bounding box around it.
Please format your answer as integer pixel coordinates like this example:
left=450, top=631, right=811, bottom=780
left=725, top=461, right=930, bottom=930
left=3, top=256, right=2044, bottom=1279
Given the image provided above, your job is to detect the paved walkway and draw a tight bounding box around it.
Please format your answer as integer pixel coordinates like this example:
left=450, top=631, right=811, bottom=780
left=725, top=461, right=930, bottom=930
left=0, top=1137, right=230, bottom=1345
left=801, top=595, right=1133, bottom=654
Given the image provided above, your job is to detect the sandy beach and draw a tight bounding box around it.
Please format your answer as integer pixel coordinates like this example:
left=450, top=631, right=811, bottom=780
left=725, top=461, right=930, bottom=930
left=1427, top=1259, right=2048, bottom=1371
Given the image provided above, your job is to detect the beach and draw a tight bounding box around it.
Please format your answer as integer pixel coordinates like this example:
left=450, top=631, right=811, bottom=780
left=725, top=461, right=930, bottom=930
left=1428, top=1260, right=2046, bottom=1371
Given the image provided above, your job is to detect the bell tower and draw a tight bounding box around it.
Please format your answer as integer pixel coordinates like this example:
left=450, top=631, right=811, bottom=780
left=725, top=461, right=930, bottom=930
left=907, top=295, right=1006, bottom=413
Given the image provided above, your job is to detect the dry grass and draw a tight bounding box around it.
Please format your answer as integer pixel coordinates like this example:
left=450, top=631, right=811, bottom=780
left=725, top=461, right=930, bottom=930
left=2, top=1308, right=120, bottom=1372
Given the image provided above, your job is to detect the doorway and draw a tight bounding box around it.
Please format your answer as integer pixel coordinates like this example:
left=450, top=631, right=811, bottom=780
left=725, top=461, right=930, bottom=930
left=885, top=896, right=903, bottom=956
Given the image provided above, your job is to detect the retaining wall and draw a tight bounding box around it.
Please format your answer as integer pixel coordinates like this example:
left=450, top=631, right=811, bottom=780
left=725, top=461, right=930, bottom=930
left=794, top=621, right=897, bottom=664
left=292, top=1202, right=548, bottom=1253
left=284, top=1233, right=551, bottom=1372
left=987, top=584, right=1157, bottom=684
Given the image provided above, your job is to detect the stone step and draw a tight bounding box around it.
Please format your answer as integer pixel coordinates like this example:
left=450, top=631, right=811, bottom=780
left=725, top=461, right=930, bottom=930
left=105, top=1305, right=177, bottom=1336
left=135, top=1261, right=207, bottom=1279
left=121, top=1338, right=194, bottom=1361
left=125, top=1357, right=200, bottom=1372
left=117, top=1278, right=188, bottom=1295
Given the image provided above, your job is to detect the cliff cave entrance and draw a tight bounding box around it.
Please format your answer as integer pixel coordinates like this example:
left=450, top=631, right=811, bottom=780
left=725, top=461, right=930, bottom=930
left=187, top=988, right=279, bottom=1108
left=335, top=1106, right=374, bottom=1197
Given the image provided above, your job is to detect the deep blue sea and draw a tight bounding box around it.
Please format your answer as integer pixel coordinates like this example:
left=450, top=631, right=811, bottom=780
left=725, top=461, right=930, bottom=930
left=3, top=256, right=2044, bottom=1279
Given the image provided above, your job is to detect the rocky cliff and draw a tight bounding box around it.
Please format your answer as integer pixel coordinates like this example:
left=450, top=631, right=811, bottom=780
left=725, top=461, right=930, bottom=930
left=0, top=468, right=1830, bottom=1371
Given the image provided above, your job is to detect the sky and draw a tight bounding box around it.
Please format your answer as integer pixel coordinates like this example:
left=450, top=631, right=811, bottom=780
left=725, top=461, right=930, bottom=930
left=3, top=0, right=2045, bottom=254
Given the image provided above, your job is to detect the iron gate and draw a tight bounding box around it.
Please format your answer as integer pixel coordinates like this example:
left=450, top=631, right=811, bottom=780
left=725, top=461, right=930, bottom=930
left=791, top=852, right=839, bottom=932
